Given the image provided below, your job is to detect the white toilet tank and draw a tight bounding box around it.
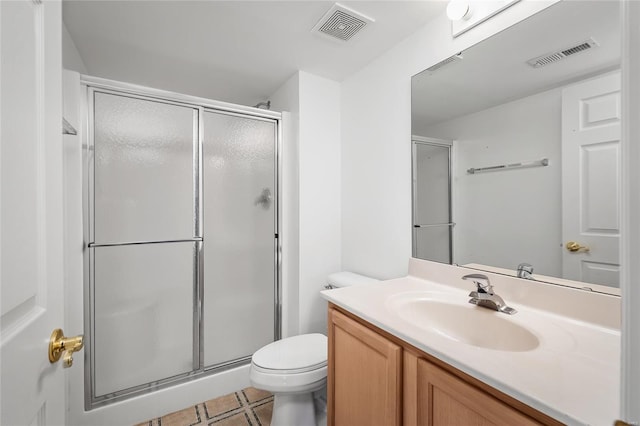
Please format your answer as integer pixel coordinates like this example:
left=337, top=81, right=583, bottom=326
left=325, top=271, right=379, bottom=289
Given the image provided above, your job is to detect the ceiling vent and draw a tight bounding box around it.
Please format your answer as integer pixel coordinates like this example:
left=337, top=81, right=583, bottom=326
left=526, top=37, right=600, bottom=68
left=426, top=53, right=463, bottom=72
left=312, top=3, right=374, bottom=42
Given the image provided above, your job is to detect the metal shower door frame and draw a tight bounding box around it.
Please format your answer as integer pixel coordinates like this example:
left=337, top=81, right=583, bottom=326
left=81, top=75, right=282, bottom=409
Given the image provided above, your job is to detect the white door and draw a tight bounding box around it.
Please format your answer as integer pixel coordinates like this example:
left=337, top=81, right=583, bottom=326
left=1, top=1, right=69, bottom=424
left=561, top=71, right=621, bottom=288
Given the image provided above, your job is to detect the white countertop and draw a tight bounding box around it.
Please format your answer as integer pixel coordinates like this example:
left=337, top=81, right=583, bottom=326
left=321, top=271, right=620, bottom=426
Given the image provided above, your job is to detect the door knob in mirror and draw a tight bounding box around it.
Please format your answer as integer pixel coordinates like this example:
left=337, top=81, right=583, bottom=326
left=565, top=241, right=590, bottom=253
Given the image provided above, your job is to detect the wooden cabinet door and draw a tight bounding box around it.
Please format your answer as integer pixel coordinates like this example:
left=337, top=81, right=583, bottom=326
left=328, top=309, right=402, bottom=426
left=415, top=358, right=541, bottom=426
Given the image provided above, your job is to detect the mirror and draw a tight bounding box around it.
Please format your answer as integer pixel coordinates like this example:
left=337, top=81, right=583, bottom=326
left=411, top=0, right=621, bottom=293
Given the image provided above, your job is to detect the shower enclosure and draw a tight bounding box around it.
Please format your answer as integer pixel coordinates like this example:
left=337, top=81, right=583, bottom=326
left=83, top=79, right=280, bottom=408
left=412, top=137, right=453, bottom=263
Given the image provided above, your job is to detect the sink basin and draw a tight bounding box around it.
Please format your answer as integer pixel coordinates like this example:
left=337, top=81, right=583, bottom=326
left=387, top=292, right=539, bottom=352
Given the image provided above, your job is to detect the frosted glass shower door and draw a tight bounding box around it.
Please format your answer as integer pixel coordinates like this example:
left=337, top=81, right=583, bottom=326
left=92, top=243, right=195, bottom=396
left=93, top=92, right=197, bottom=244
left=412, top=141, right=453, bottom=263
left=202, top=111, right=276, bottom=367
left=89, top=91, right=199, bottom=401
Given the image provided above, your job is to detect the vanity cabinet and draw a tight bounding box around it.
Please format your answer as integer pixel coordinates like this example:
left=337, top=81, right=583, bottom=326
left=328, top=305, right=562, bottom=426
left=328, top=307, right=402, bottom=426
left=408, top=353, right=541, bottom=425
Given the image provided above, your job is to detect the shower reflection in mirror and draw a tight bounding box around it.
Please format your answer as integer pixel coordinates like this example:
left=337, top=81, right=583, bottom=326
left=412, top=137, right=453, bottom=265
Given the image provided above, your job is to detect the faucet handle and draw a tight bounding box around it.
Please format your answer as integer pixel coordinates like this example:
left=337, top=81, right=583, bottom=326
left=517, top=263, right=534, bottom=278
left=461, top=273, right=493, bottom=295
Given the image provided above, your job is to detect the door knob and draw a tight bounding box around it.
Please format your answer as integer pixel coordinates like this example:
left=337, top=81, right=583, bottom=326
left=565, top=241, right=590, bottom=252
left=49, top=328, right=84, bottom=368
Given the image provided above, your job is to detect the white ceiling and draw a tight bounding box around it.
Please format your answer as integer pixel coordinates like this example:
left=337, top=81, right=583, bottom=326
left=63, top=1, right=447, bottom=106
left=412, top=0, right=620, bottom=128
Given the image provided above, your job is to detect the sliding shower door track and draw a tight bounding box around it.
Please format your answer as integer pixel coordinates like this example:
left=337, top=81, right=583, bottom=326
left=88, top=356, right=253, bottom=409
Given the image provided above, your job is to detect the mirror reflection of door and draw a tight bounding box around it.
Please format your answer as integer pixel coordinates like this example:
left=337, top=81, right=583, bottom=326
left=561, top=71, right=621, bottom=288
left=412, top=137, right=453, bottom=264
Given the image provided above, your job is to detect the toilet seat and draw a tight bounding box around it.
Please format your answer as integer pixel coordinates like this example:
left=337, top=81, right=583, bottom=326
left=250, top=334, right=328, bottom=394
left=251, top=362, right=326, bottom=375
left=252, top=333, right=327, bottom=373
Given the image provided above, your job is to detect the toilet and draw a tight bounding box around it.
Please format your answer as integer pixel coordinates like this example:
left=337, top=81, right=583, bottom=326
left=250, top=271, right=379, bottom=426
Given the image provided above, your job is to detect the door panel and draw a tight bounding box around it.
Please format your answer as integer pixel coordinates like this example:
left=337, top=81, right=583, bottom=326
left=202, top=111, right=276, bottom=366
left=92, top=242, right=195, bottom=396
left=581, top=141, right=620, bottom=232
left=328, top=309, right=402, bottom=426
left=561, top=71, right=621, bottom=287
left=93, top=92, right=197, bottom=244
left=1, top=1, right=65, bottom=424
left=416, top=359, right=539, bottom=426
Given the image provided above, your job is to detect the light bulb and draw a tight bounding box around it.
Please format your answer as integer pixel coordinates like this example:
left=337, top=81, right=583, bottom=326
left=446, top=0, right=472, bottom=21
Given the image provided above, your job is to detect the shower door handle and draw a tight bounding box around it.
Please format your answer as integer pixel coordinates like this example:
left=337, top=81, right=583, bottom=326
left=255, top=188, right=272, bottom=210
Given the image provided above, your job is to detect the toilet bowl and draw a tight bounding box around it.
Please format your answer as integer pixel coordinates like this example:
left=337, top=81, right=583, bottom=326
left=250, top=271, right=379, bottom=426
left=251, top=334, right=327, bottom=426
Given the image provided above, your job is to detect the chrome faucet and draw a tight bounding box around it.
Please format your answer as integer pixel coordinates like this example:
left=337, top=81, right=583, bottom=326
left=462, top=274, right=517, bottom=315
left=517, top=263, right=534, bottom=280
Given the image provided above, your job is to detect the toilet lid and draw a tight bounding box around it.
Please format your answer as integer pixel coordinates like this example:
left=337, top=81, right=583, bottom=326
left=252, top=334, right=327, bottom=373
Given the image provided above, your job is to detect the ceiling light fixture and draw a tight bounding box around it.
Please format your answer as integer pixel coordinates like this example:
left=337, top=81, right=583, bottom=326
left=446, top=0, right=473, bottom=21
left=448, top=0, right=521, bottom=37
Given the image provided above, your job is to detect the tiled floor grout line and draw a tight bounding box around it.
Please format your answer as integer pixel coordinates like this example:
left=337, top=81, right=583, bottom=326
left=136, top=387, right=273, bottom=426
left=249, top=403, right=268, bottom=426
left=205, top=402, right=243, bottom=421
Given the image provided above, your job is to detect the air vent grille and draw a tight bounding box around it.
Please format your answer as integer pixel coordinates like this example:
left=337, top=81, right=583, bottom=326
left=527, top=38, right=599, bottom=68
left=312, top=3, right=374, bottom=42
left=319, top=10, right=366, bottom=41
left=562, top=42, right=592, bottom=56
left=426, top=53, right=463, bottom=72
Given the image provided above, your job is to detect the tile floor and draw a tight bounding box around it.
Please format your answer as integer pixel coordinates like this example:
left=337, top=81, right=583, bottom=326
left=136, top=387, right=273, bottom=426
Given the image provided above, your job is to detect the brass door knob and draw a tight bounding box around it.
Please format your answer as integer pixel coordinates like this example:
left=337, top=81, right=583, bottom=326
left=566, top=241, right=590, bottom=252
left=49, top=328, right=84, bottom=368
